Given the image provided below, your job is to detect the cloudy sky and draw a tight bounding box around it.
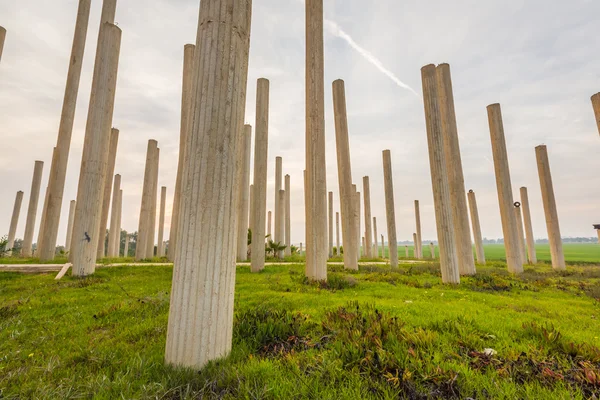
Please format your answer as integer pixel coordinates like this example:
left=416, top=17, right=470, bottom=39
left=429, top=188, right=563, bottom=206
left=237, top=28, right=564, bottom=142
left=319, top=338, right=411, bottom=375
left=1, top=0, right=599, bottom=249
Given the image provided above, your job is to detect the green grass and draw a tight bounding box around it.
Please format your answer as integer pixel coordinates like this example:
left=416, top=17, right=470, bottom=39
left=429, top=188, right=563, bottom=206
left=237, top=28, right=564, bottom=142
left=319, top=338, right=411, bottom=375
left=1, top=261, right=600, bottom=398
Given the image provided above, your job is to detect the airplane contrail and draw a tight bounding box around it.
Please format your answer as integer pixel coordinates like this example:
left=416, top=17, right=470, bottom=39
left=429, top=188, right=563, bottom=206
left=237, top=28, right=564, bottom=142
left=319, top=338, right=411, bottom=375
left=324, top=19, right=421, bottom=98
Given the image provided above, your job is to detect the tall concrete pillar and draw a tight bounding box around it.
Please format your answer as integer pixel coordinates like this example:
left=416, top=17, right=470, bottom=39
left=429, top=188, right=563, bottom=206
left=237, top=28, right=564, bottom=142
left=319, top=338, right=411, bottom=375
left=97, top=128, right=119, bottom=258
left=535, top=145, right=566, bottom=270
left=336, top=212, right=340, bottom=255
left=372, top=217, right=378, bottom=259
left=0, top=26, right=6, bottom=64
left=413, top=233, right=418, bottom=258
left=520, top=187, right=537, bottom=264
left=165, top=0, right=252, bottom=369
left=115, top=189, right=122, bottom=256
left=382, top=150, right=398, bottom=268
left=305, top=0, right=328, bottom=281
left=274, top=156, right=283, bottom=246
left=487, top=104, right=523, bottom=274
left=277, top=190, right=285, bottom=259
left=65, top=200, right=76, bottom=252
left=354, top=187, right=361, bottom=260
left=436, top=64, right=475, bottom=276
left=146, top=148, right=160, bottom=258
left=7, top=191, right=24, bottom=253
left=169, top=44, right=195, bottom=262
left=22, top=161, right=44, bottom=257
left=332, top=79, right=358, bottom=270
left=107, top=174, right=121, bottom=257
left=592, top=93, right=600, bottom=137
left=38, top=0, right=95, bottom=261
left=514, top=202, right=527, bottom=264
left=362, top=237, right=365, bottom=256
left=467, top=190, right=485, bottom=265
left=363, top=176, right=373, bottom=258
left=285, top=175, right=291, bottom=257
left=157, top=186, right=167, bottom=257
left=421, top=65, right=460, bottom=283
left=123, top=233, right=129, bottom=257
left=70, top=23, right=121, bottom=276
left=136, top=140, right=157, bottom=260
left=328, top=191, right=333, bottom=258
left=236, top=125, right=252, bottom=261
left=414, top=200, right=422, bottom=259
left=267, top=211, right=272, bottom=239
left=430, top=243, right=435, bottom=259
left=251, top=79, right=269, bottom=273
left=381, top=235, right=384, bottom=258
left=249, top=184, right=255, bottom=239
left=37, top=149, right=56, bottom=256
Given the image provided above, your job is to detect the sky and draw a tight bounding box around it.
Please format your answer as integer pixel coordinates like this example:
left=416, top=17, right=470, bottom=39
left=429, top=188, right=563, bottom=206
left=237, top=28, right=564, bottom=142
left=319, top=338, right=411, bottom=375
left=0, top=0, right=599, bottom=249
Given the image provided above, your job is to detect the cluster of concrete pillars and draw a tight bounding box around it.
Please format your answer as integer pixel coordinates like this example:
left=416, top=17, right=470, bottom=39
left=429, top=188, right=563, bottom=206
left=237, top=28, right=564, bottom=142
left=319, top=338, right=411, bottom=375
left=136, top=140, right=159, bottom=260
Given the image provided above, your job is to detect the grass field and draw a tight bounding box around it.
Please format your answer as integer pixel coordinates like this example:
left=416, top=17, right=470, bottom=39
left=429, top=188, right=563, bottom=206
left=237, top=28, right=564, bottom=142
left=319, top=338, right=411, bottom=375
left=1, top=260, right=600, bottom=399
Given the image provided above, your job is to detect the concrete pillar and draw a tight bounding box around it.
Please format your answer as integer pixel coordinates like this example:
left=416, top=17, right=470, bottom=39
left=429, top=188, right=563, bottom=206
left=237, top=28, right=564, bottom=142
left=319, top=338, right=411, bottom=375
left=37, top=148, right=56, bottom=256
left=414, top=200, right=422, bottom=259
left=22, top=161, right=44, bottom=257
left=285, top=175, right=291, bottom=257
left=267, top=211, right=272, bottom=239
left=7, top=191, right=24, bottom=253
left=597, top=229, right=600, bottom=244
left=362, top=237, right=365, bottom=256
left=305, top=0, right=328, bottom=282
left=328, top=191, right=333, bottom=258
left=382, top=150, right=398, bottom=268
left=277, top=190, right=285, bottom=259
left=157, top=186, right=167, bottom=257
left=354, top=187, right=361, bottom=260
left=373, top=217, right=378, bottom=259
left=514, top=202, right=527, bottom=265
left=405, top=244, right=409, bottom=258
left=65, top=200, right=76, bottom=252
left=274, top=156, right=283, bottom=246
left=436, top=63, right=476, bottom=276
left=0, top=26, right=6, bottom=64
left=336, top=212, right=340, bottom=256
left=169, top=44, right=195, bottom=262
left=97, top=128, right=119, bottom=258
left=381, top=235, right=384, bottom=258
left=38, top=0, right=94, bottom=261
left=70, top=23, right=121, bottom=276
left=146, top=148, right=160, bottom=259
left=430, top=243, right=435, bottom=259
left=421, top=64, right=460, bottom=283
left=249, top=185, right=255, bottom=240
left=332, top=80, right=358, bottom=270
left=251, top=79, right=269, bottom=273
left=363, top=176, right=373, bottom=258
left=300, top=243, right=303, bottom=254
left=123, top=233, right=129, bottom=257
left=136, top=140, right=157, bottom=260
left=165, top=0, right=252, bottom=369
left=116, top=189, right=122, bottom=256
left=236, top=125, right=252, bottom=261
left=413, top=233, right=418, bottom=258
left=535, top=145, right=566, bottom=270
left=487, top=103, right=523, bottom=274
left=519, top=187, right=537, bottom=264
left=467, top=190, right=485, bottom=265
left=107, top=174, right=121, bottom=257
left=592, top=93, right=600, bottom=137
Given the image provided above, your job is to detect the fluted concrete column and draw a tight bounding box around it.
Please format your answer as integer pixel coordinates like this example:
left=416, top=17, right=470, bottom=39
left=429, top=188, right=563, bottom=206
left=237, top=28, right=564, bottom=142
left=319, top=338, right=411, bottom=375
left=382, top=150, right=398, bottom=268
left=37, top=148, right=56, bottom=256
left=421, top=65, right=459, bottom=283
left=373, top=217, right=378, bottom=259
left=332, top=79, right=358, bottom=270
left=362, top=176, right=373, bottom=258
left=251, top=79, right=269, bottom=273
left=169, top=44, right=195, bottom=262
left=305, top=0, right=328, bottom=281
left=413, top=233, right=418, bottom=258
left=249, top=185, right=255, bottom=239
left=274, top=156, right=283, bottom=246
left=165, top=0, right=252, bottom=369
left=328, top=191, right=333, bottom=258
left=0, top=26, right=6, bottom=64
left=362, top=237, right=365, bottom=256
left=414, top=200, right=422, bottom=259
left=430, top=243, right=435, bottom=259
left=7, top=191, right=24, bottom=253
left=236, top=125, right=252, bottom=260
left=22, top=161, right=44, bottom=257
left=115, top=189, right=122, bottom=256
left=277, top=190, right=285, bottom=259
left=146, top=148, right=160, bottom=258
left=467, top=190, right=485, bottom=265
left=285, top=175, right=291, bottom=257
left=520, top=187, right=537, bottom=264
left=514, top=202, right=527, bottom=264
left=64, top=200, right=76, bottom=252
left=97, top=128, right=119, bottom=258
left=267, top=211, right=272, bottom=239
left=70, top=23, right=121, bottom=276
left=123, top=233, right=129, bottom=257
left=107, top=174, right=121, bottom=257
left=336, top=212, right=340, bottom=255
left=157, top=186, right=167, bottom=257
left=354, top=187, right=361, bottom=260
left=437, top=64, right=475, bottom=275
left=487, top=104, right=523, bottom=274
left=592, top=93, right=600, bottom=137
left=38, top=0, right=94, bottom=261
left=381, top=235, right=384, bottom=258
left=136, top=141, right=157, bottom=260
left=535, top=145, right=566, bottom=270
